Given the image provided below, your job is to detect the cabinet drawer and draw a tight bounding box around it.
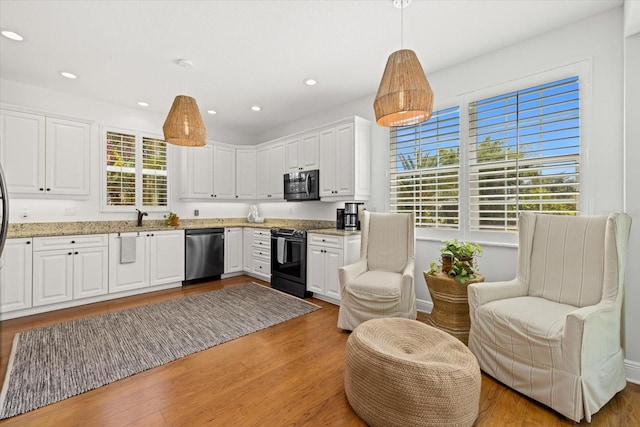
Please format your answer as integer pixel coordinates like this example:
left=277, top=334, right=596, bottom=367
left=253, top=258, right=270, bottom=275
left=253, top=229, right=270, bottom=239
left=253, top=237, right=270, bottom=250
left=252, top=247, right=270, bottom=261
left=308, top=234, right=343, bottom=248
left=33, top=234, right=108, bottom=251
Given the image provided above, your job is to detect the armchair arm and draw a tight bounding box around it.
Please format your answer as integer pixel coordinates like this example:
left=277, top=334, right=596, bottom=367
left=467, top=278, right=528, bottom=308
left=339, top=259, right=368, bottom=293
left=402, top=259, right=415, bottom=288
left=564, top=301, right=621, bottom=372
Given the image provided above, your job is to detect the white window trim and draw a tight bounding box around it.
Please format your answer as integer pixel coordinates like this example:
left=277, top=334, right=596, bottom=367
left=101, top=125, right=170, bottom=213
left=403, top=60, right=591, bottom=246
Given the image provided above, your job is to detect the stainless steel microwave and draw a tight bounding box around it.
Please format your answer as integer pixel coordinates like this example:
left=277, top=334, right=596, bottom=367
left=284, top=169, right=320, bottom=201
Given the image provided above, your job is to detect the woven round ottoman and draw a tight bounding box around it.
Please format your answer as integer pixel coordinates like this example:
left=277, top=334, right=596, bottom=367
left=344, top=318, right=481, bottom=427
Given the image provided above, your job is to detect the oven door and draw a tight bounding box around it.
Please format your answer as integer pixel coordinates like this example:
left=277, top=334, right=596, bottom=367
left=271, top=235, right=306, bottom=284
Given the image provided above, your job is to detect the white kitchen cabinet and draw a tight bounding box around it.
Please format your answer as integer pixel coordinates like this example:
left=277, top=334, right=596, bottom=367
left=285, top=131, right=319, bottom=172
left=109, top=229, right=184, bottom=292
left=257, top=141, right=285, bottom=200
left=236, top=149, right=257, bottom=199
left=213, top=144, right=236, bottom=199
left=33, top=234, right=108, bottom=307
left=242, top=228, right=271, bottom=281
left=0, top=238, right=33, bottom=313
left=224, top=227, right=243, bottom=274
left=307, top=233, right=361, bottom=304
left=0, top=109, right=91, bottom=197
left=179, top=144, right=214, bottom=199
left=243, top=228, right=253, bottom=272
left=319, top=117, right=371, bottom=201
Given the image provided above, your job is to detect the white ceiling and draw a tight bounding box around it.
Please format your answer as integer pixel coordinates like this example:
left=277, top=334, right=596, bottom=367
left=0, top=0, right=622, bottom=141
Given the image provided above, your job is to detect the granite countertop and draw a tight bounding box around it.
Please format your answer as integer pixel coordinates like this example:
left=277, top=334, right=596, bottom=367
left=307, top=228, right=361, bottom=237
left=7, top=218, right=339, bottom=239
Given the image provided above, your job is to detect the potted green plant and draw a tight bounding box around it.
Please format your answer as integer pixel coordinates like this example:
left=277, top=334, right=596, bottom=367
left=427, top=239, right=482, bottom=284
left=164, top=212, right=179, bottom=227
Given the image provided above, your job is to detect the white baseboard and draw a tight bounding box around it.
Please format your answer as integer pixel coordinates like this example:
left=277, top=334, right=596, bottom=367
left=625, top=359, right=640, bottom=384
left=416, top=298, right=433, bottom=314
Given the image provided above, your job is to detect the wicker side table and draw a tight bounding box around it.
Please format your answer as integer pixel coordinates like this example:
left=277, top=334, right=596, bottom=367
left=423, top=271, right=484, bottom=345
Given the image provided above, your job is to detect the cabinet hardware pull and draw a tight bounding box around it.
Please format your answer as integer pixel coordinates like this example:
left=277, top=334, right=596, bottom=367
left=68, top=252, right=72, bottom=255
left=39, top=188, right=44, bottom=191
left=46, top=188, right=51, bottom=191
left=74, top=252, right=78, bottom=255
left=26, top=241, right=31, bottom=245
left=71, top=240, right=75, bottom=244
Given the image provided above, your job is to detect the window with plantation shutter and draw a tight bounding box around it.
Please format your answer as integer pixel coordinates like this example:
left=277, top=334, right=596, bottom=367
left=103, top=128, right=169, bottom=211
left=390, top=106, right=460, bottom=229
left=468, top=76, right=580, bottom=231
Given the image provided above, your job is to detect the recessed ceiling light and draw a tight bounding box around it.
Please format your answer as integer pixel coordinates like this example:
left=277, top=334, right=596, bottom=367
left=60, top=71, right=77, bottom=79
left=303, top=78, right=317, bottom=86
left=250, top=105, right=261, bottom=112
left=1, top=30, right=23, bottom=41
left=137, top=101, right=149, bottom=107
left=207, top=110, right=217, bottom=115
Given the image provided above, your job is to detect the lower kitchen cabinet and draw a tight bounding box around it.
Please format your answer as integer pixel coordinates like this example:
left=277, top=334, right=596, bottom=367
left=306, top=233, right=360, bottom=304
left=242, top=228, right=271, bottom=281
left=224, top=227, right=243, bottom=274
left=32, top=234, right=108, bottom=307
left=109, top=230, right=184, bottom=293
left=0, top=238, right=33, bottom=313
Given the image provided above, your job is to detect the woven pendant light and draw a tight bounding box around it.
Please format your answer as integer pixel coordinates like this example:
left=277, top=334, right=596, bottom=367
left=374, top=0, right=434, bottom=127
left=163, top=59, right=207, bottom=146
left=163, top=95, right=207, bottom=146
left=374, top=49, right=434, bottom=127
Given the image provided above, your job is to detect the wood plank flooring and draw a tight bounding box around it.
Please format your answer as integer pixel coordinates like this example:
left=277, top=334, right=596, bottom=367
left=1, top=275, right=639, bottom=426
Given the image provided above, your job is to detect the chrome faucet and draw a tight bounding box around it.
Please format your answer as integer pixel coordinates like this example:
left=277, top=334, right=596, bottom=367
left=136, top=209, right=148, bottom=227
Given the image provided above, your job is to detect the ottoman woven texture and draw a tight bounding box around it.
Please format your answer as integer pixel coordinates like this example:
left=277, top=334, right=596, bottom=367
left=344, top=318, right=481, bottom=427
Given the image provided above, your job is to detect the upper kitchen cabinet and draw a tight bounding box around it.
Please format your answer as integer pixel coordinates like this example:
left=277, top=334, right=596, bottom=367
left=285, top=131, right=319, bottom=173
left=256, top=141, right=285, bottom=200
left=0, top=109, right=91, bottom=197
left=236, top=148, right=257, bottom=199
left=212, top=144, right=236, bottom=199
left=319, top=117, right=371, bottom=201
left=179, top=143, right=239, bottom=200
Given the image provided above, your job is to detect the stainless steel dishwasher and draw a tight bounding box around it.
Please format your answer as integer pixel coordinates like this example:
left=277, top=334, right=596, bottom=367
left=184, top=228, right=225, bottom=284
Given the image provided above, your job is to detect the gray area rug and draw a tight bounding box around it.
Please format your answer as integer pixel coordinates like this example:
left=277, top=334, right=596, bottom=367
left=0, top=283, right=319, bottom=419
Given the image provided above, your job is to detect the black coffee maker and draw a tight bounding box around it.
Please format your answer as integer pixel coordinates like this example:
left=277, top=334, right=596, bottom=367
left=336, top=208, right=345, bottom=229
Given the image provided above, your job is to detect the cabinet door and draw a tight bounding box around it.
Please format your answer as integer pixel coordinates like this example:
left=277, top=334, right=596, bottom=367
left=319, top=127, right=336, bottom=197
left=307, top=246, right=325, bottom=295
left=324, top=248, right=343, bottom=301
left=45, top=117, right=90, bottom=196
left=74, top=246, right=108, bottom=299
left=181, top=144, right=214, bottom=199
left=243, top=228, right=253, bottom=272
left=213, top=145, right=236, bottom=199
left=224, top=227, right=243, bottom=274
left=109, top=233, right=149, bottom=292
left=236, top=149, right=257, bottom=199
left=285, top=137, right=302, bottom=173
left=33, top=249, right=74, bottom=306
left=0, top=109, right=45, bottom=195
left=0, top=238, right=33, bottom=313
left=256, top=146, right=270, bottom=199
left=269, top=142, right=286, bottom=199
left=149, top=230, right=185, bottom=286
left=301, top=132, right=319, bottom=170
left=335, top=123, right=355, bottom=196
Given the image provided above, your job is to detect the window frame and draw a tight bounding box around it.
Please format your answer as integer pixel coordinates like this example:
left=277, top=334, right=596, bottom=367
left=101, top=125, right=170, bottom=213
left=393, top=61, right=591, bottom=245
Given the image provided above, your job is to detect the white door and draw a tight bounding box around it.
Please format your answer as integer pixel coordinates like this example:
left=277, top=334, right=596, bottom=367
left=0, top=238, right=33, bottom=313
left=109, top=233, right=149, bottom=292
left=213, top=145, right=236, bottom=199
left=256, top=146, right=270, bottom=199
left=224, top=228, right=243, bottom=273
left=33, top=249, right=74, bottom=306
left=243, top=228, right=253, bottom=272
left=319, top=127, right=336, bottom=197
left=0, top=109, right=45, bottom=195
left=285, top=137, right=302, bottom=172
left=149, top=230, right=185, bottom=286
left=269, top=142, right=286, bottom=199
left=74, top=246, right=108, bottom=299
left=184, top=144, right=214, bottom=199
left=45, top=117, right=90, bottom=196
left=301, top=132, right=320, bottom=171
left=236, top=149, right=257, bottom=199
left=307, top=246, right=325, bottom=295
left=335, top=123, right=354, bottom=196
left=324, top=248, right=343, bottom=301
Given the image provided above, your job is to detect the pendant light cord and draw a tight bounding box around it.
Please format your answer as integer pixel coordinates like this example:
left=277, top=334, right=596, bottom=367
left=400, top=0, right=404, bottom=49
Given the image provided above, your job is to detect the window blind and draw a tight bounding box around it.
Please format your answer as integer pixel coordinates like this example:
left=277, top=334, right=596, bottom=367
left=390, top=106, right=460, bottom=229
left=141, top=136, right=167, bottom=207
left=106, top=131, right=136, bottom=206
left=468, top=76, right=580, bottom=231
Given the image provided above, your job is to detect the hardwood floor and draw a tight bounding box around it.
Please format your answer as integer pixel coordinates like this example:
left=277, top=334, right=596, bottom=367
left=1, top=275, right=639, bottom=426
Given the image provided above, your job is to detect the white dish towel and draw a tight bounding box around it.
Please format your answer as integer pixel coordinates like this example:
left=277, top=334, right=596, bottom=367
left=277, top=237, right=287, bottom=264
left=120, top=236, right=137, bottom=264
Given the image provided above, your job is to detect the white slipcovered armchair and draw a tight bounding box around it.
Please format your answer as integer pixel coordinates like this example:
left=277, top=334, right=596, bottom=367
left=337, top=211, right=416, bottom=331
left=468, top=212, right=632, bottom=422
